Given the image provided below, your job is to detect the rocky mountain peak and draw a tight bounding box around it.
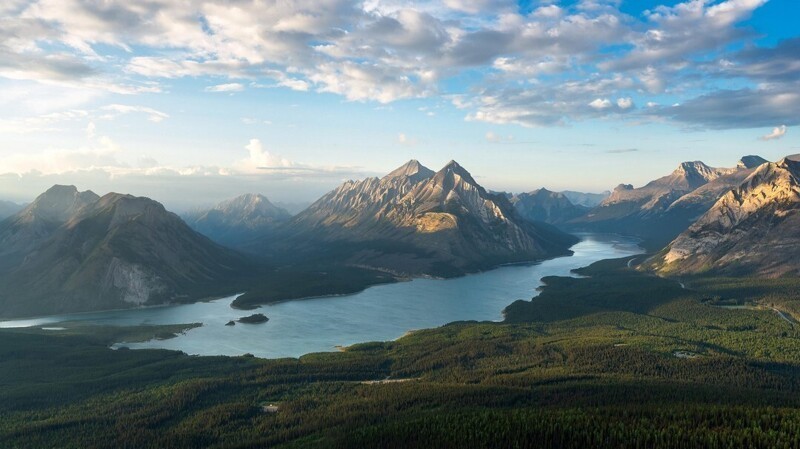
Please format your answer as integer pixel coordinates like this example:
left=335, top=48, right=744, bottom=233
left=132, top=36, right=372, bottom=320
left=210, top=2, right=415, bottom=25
left=737, top=155, right=769, bottom=169
left=434, top=160, right=479, bottom=188
left=614, top=184, right=634, bottom=192
left=21, top=184, right=99, bottom=223
left=739, top=157, right=800, bottom=192
left=777, top=156, right=800, bottom=173
left=86, top=193, right=171, bottom=229
left=673, top=161, right=721, bottom=182
left=217, top=193, right=278, bottom=214
left=384, top=159, right=435, bottom=183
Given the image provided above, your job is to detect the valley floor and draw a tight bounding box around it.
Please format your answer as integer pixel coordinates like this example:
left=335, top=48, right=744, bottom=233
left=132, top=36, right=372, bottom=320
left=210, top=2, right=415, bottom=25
left=3, top=257, right=800, bottom=448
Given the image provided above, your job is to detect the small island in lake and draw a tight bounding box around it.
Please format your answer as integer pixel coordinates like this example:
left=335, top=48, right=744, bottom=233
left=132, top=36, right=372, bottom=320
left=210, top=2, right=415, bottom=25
left=225, top=320, right=236, bottom=326
left=237, top=313, right=269, bottom=324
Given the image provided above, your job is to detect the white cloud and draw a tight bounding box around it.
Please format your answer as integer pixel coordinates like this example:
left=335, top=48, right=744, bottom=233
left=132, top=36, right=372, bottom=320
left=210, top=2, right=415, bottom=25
left=761, top=125, right=787, bottom=141
left=532, top=5, right=563, bottom=19
left=205, top=83, right=245, bottom=93
left=0, top=0, right=786, bottom=132
left=278, top=78, right=310, bottom=92
left=233, top=139, right=293, bottom=174
left=100, top=104, right=169, bottom=122
left=589, top=98, right=613, bottom=110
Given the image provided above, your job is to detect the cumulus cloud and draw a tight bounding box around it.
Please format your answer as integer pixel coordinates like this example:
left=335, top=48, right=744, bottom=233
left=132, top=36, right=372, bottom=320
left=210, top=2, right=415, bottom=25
left=0, top=0, right=789, bottom=132
left=233, top=139, right=293, bottom=174
left=589, top=98, right=613, bottom=110
left=761, top=125, right=787, bottom=141
left=616, top=97, right=633, bottom=109
left=607, top=0, right=767, bottom=71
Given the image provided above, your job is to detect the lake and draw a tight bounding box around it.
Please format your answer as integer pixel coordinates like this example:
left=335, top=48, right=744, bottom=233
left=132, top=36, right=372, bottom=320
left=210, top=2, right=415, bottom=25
left=0, top=233, right=641, bottom=358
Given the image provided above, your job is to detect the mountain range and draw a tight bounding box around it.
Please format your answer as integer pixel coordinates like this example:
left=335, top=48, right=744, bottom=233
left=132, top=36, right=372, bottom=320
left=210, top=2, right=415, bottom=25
left=652, top=157, right=800, bottom=277
left=0, top=186, right=253, bottom=318
left=265, top=159, right=579, bottom=277
left=4, top=153, right=799, bottom=318
left=570, top=156, right=768, bottom=248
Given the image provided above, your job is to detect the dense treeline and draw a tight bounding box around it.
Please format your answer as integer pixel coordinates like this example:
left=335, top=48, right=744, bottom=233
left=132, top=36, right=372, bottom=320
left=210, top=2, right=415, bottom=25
left=3, top=257, right=800, bottom=448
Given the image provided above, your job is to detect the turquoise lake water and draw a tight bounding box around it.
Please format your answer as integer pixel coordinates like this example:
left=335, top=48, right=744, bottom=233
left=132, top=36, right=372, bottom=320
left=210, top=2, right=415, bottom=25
left=0, top=233, right=641, bottom=358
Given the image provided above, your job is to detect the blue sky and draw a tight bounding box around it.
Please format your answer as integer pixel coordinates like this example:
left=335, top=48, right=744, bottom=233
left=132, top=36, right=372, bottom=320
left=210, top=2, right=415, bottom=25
left=0, top=0, right=798, bottom=210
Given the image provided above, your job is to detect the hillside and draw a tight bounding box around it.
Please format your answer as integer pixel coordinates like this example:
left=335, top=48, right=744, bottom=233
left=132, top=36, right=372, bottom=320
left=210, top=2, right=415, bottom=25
left=0, top=186, right=254, bottom=318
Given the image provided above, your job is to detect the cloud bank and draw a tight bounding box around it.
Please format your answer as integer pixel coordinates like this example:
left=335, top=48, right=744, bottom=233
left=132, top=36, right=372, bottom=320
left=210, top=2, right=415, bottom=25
left=0, top=0, right=793, bottom=132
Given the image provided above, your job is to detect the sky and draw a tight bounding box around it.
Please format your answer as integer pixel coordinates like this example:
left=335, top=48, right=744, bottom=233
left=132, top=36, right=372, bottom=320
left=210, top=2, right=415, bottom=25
left=0, top=0, right=798, bottom=210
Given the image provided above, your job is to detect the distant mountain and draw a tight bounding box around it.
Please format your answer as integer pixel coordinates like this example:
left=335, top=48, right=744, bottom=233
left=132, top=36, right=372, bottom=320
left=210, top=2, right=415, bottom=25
left=561, top=190, right=610, bottom=208
left=184, top=193, right=291, bottom=246
left=270, top=160, right=578, bottom=277
left=511, top=188, right=588, bottom=224
left=0, top=200, right=23, bottom=220
left=0, top=186, right=252, bottom=318
left=737, top=155, right=769, bottom=169
left=570, top=157, right=767, bottom=249
left=652, top=157, right=800, bottom=277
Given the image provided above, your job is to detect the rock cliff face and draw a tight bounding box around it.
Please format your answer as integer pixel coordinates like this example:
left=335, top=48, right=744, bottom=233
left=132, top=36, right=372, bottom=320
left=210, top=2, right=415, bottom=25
left=653, top=157, right=800, bottom=277
left=570, top=157, right=768, bottom=248
left=0, top=187, right=251, bottom=318
left=273, top=160, right=578, bottom=276
left=184, top=193, right=290, bottom=246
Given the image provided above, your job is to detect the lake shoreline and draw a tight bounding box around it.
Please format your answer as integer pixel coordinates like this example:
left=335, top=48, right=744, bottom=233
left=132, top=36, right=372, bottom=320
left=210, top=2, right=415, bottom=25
left=0, top=233, right=643, bottom=359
